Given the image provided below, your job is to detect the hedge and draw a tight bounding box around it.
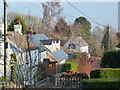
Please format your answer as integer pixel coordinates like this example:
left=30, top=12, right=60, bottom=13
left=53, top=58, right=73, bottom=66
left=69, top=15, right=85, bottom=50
left=82, top=78, right=120, bottom=90
left=90, top=68, right=120, bottom=79
left=62, top=62, right=77, bottom=72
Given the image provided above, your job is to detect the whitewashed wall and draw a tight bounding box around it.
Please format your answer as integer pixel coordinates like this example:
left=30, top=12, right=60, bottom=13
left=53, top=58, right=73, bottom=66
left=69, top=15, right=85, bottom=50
left=45, top=41, right=60, bottom=52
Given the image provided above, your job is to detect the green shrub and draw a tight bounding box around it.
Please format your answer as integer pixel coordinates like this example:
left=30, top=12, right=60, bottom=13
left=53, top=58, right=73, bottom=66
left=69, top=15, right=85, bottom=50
left=90, top=68, right=120, bottom=79
left=62, top=63, right=71, bottom=72
left=82, top=78, right=120, bottom=90
left=0, top=77, right=6, bottom=82
left=101, top=51, right=120, bottom=68
left=62, top=62, right=77, bottom=72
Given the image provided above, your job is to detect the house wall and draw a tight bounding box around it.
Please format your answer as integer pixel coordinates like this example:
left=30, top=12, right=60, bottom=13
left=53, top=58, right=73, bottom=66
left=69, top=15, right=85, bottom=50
left=64, top=40, right=89, bottom=53
left=45, top=40, right=60, bottom=52
left=0, top=39, right=4, bottom=77
left=14, top=24, right=22, bottom=35
left=1, top=39, right=40, bottom=85
left=46, top=52, right=57, bottom=75
left=80, top=46, right=89, bottom=53
left=17, top=49, right=39, bottom=85
left=39, top=51, right=46, bottom=63
left=0, top=38, right=13, bottom=77
left=0, top=23, right=4, bottom=35
left=116, top=47, right=120, bottom=51
left=59, top=59, right=66, bottom=64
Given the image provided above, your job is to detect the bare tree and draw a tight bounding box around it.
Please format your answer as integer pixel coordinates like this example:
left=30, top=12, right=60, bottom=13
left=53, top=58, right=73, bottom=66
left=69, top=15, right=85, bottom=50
left=42, top=1, right=63, bottom=32
left=77, top=58, right=100, bottom=78
left=7, top=12, right=42, bottom=30
left=69, top=24, right=80, bottom=37
left=91, top=26, right=104, bottom=56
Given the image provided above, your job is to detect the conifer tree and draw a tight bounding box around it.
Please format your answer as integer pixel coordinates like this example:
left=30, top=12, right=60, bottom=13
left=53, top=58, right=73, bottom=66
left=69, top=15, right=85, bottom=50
left=102, top=25, right=113, bottom=52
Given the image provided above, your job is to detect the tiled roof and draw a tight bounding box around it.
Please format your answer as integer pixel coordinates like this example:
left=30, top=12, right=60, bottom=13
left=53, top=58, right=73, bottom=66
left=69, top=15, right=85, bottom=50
left=69, top=36, right=88, bottom=47
left=8, top=32, right=38, bottom=51
left=49, top=49, right=68, bottom=62
left=31, top=34, right=49, bottom=41
left=41, top=39, right=59, bottom=45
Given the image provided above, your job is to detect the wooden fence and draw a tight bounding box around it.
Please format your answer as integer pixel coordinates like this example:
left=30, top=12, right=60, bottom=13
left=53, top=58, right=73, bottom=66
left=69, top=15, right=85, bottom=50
left=56, top=77, right=82, bottom=88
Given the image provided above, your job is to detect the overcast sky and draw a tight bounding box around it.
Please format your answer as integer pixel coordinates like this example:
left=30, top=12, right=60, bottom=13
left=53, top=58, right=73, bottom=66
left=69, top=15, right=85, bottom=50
left=0, top=0, right=118, bottom=31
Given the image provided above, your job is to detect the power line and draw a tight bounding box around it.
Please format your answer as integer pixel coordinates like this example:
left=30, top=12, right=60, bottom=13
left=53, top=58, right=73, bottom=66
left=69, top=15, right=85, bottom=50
left=23, top=1, right=77, bottom=19
left=65, top=0, right=106, bottom=27
left=23, top=0, right=42, bottom=8
left=62, top=12, right=76, bottom=18
left=22, top=0, right=77, bottom=19
left=11, top=0, right=117, bottom=29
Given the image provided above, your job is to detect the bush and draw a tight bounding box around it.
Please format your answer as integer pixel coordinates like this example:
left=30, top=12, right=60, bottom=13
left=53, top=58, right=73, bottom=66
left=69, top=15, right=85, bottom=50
left=62, top=62, right=77, bottom=72
left=0, top=77, right=6, bottom=82
left=90, top=68, right=120, bottom=79
left=62, top=63, right=71, bottom=72
left=101, top=51, right=120, bottom=68
left=82, top=78, right=120, bottom=90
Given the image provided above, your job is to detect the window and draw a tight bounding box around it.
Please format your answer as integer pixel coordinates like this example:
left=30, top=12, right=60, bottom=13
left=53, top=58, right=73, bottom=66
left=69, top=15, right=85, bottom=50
left=68, top=43, right=76, bottom=49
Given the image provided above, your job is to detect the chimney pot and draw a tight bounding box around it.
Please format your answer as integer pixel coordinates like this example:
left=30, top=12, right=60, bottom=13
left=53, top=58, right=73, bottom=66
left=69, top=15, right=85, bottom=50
left=17, top=20, right=21, bottom=24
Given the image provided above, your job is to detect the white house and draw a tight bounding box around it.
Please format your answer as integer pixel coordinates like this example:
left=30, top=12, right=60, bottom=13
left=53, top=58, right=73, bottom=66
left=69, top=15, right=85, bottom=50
left=0, top=23, right=40, bottom=86
left=30, top=34, right=68, bottom=64
left=64, top=36, right=89, bottom=53
left=40, top=39, right=60, bottom=52
left=0, top=38, right=4, bottom=77
left=40, top=39, right=68, bottom=74
left=40, top=39, right=68, bottom=63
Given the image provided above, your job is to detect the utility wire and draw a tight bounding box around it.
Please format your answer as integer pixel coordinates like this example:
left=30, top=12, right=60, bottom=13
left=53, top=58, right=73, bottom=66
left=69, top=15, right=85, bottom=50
left=65, top=0, right=106, bottom=27
left=23, top=0, right=43, bottom=8
left=22, top=0, right=76, bottom=19
left=20, top=0, right=118, bottom=29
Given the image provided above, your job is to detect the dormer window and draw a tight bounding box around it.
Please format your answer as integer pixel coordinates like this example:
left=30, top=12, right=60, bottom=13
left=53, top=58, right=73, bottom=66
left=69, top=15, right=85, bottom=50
left=68, top=43, right=76, bottom=49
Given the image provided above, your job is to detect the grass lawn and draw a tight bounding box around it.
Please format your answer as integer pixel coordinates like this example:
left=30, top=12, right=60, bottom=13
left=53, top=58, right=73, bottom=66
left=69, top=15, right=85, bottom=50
left=66, top=62, right=78, bottom=72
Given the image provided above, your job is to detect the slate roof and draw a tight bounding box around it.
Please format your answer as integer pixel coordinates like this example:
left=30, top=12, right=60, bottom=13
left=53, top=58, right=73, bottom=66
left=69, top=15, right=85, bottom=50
left=8, top=32, right=38, bottom=51
left=31, top=34, right=49, bottom=41
left=116, top=43, right=120, bottom=48
left=69, top=36, right=88, bottom=47
left=30, top=34, right=49, bottom=48
left=41, top=39, right=59, bottom=45
left=49, top=49, right=68, bottom=62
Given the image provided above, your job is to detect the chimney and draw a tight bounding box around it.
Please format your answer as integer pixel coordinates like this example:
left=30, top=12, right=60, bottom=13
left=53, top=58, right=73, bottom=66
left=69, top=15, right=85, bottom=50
left=14, top=20, right=22, bottom=34
left=26, top=27, right=33, bottom=35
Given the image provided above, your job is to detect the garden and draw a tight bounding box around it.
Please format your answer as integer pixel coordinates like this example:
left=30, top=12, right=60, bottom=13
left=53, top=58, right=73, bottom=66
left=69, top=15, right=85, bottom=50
left=61, top=51, right=120, bottom=89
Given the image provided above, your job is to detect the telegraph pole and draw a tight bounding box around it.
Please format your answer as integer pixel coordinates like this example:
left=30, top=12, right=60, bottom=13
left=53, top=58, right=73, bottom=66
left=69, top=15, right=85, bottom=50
left=4, top=0, right=8, bottom=79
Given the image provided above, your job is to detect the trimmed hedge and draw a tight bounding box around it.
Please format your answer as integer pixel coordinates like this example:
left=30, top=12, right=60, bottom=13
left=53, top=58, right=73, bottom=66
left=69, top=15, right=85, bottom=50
left=62, top=62, right=77, bottom=72
left=90, top=68, right=120, bottom=79
left=82, top=78, right=120, bottom=90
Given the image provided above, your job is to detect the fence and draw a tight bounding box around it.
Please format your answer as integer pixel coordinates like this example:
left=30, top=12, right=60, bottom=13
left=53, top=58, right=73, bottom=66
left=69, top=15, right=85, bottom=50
left=56, top=77, right=82, bottom=88
left=55, top=71, right=88, bottom=88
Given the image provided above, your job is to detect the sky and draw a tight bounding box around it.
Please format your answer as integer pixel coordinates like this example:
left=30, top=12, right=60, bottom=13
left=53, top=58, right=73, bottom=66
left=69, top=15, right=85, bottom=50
left=0, top=0, right=118, bottom=31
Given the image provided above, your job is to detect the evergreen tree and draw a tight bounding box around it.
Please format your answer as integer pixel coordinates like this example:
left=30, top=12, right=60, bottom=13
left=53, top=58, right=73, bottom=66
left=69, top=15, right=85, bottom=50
left=102, top=25, right=113, bottom=52
left=117, top=32, right=120, bottom=43
left=74, top=16, right=91, bottom=39
left=54, top=17, right=70, bottom=37
left=8, top=16, right=27, bottom=34
left=10, top=53, right=17, bottom=83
